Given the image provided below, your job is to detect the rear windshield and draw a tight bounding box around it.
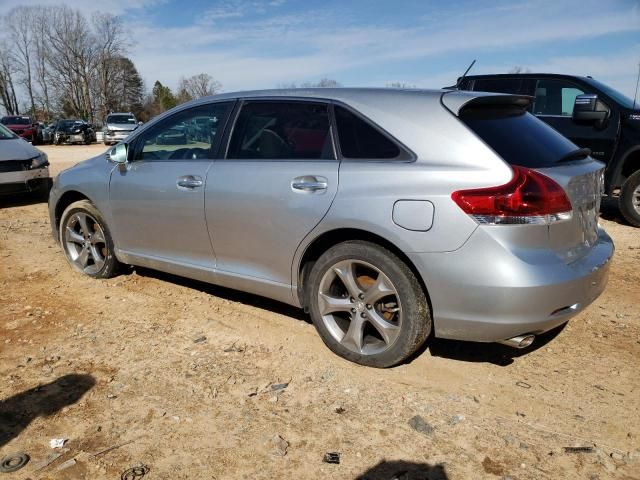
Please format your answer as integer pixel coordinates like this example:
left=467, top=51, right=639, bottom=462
left=460, top=106, right=577, bottom=168
left=107, top=115, right=135, bottom=124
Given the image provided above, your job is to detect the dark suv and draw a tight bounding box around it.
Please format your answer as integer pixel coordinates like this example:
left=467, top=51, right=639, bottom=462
left=453, top=74, right=640, bottom=226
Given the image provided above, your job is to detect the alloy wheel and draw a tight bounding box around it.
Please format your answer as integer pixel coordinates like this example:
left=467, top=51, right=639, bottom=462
left=633, top=184, right=640, bottom=215
left=63, top=212, right=107, bottom=275
left=317, top=259, right=402, bottom=355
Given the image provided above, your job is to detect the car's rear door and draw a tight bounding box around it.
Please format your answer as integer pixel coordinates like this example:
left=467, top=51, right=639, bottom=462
left=108, top=101, right=233, bottom=270
left=205, top=100, right=338, bottom=298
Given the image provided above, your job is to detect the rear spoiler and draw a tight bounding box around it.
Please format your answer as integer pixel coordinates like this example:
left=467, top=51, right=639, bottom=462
left=441, top=91, right=532, bottom=116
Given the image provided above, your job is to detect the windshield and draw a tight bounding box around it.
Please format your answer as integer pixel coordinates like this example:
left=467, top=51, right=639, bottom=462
left=0, top=123, right=15, bottom=139
left=1, top=116, right=31, bottom=125
left=59, top=120, right=80, bottom=127
left=585, top=78, right=636, bottom=109
left=107, top=115, right=136, bottom=124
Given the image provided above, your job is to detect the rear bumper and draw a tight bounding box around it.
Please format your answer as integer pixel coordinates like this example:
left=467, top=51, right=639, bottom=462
left=408, top=226, right=614, bottom=342
left=0, top=166, right=49, bottom=194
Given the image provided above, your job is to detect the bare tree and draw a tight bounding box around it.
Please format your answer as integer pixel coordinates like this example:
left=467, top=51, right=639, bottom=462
left=4, top=7, right=36, bottom=116
left=278, top=78, right=341, bottom=89
left=92, top=12, right=127, bottom=120
left=508, top=66, right=531, bottom=74
left=178, top=73, right=222, bottom=100
left=386, top=82, right=416, bottom=89
left=0, top=42, right=20, bottom=115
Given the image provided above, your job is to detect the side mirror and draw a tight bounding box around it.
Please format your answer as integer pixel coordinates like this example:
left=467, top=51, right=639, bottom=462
left=107, top=143, right=128, bottom=164
left=573, top=94, right=609, bottom=128
left=137, top=121, right=143, bottom=126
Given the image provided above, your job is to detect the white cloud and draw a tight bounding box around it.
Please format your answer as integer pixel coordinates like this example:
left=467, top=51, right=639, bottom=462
left=126, top=0, right=640, bottom=97
left=0, top=0, right=165, bottom=16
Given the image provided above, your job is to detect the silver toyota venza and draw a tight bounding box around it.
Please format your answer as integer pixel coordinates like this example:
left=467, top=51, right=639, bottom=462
left=48, top=88, right=614, bottom=367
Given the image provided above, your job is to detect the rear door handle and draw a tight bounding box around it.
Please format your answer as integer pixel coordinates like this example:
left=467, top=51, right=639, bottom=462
left=291, top=176, right=328, bottom=192
left=177, top=175, right=203, bottom=190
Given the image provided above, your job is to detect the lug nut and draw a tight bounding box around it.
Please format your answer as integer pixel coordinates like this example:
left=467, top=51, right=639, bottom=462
left=350, top=308, right=356, bottom=313
left=350, top=297, right=355, bottom=303
left=360, top=312, right=367, bottom=318
left=366, top=304, right=372, bottom=309
left=358, top=293, right=364, bottom=300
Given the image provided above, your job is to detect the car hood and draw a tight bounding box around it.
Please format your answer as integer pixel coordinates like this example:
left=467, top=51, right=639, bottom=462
left=107, top=123, right=137, bottom=131
left=0, top=138, right=40, bottom=161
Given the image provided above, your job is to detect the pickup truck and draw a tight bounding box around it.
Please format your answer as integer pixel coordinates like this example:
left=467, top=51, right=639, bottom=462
left=452, top=73, right=640, bottom=227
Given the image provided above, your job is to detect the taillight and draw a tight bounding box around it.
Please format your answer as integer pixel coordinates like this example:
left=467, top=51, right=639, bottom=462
left=452, top=166, right=573, bottom=225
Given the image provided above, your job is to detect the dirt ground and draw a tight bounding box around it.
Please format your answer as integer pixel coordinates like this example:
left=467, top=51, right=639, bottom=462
left=1, top=144, right=639, bottom=480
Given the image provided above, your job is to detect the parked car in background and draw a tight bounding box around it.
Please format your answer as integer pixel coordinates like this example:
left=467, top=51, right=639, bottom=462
left=1, top=115, right=39, bottom=143
left=452, top=73, right=640, bottom=227
left=41, top=122, right=57, bottom=144
left=103, top=112, right=139, bottom=145
left=54, top=119, right=95, bottom=145
left=0, top=123, right=49, bottom=196
left=48, top=88, right=613, bottom=367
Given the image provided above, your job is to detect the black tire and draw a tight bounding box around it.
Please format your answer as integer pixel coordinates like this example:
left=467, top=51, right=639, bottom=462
left=619, top=170, right=640, bottom=227
left=307, top=240, right=431, bottom=368
left=59, top=200, right=121, bottom=278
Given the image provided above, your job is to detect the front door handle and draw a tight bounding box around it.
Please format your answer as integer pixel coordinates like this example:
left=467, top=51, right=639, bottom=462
left=177, top=175, right=203, bottom=190
left=291, top=176, right=328, bottom=192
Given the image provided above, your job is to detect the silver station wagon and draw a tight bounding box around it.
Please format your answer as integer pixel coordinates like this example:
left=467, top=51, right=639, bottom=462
left=48, top=88, right=614, bottom=367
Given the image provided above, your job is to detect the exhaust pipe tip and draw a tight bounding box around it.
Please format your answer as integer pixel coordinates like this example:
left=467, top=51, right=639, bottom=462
left=498, top=334, right=535, bottom=349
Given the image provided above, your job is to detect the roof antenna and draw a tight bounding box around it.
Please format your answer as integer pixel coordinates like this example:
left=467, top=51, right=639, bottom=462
left=456, top=59, right=476, bottom=89
left=633, top=61, right=640, bottom=111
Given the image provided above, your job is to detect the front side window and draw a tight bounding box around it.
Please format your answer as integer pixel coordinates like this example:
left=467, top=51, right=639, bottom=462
left=533, top=80, right=585, bottom=116
left=134, top=102, right=232, bottom=161
left=334, top=106, right=401, bottom=159
left=227, top=101, right=333, bottom=160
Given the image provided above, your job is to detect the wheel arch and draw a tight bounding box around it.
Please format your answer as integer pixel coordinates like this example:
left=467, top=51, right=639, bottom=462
left=53, top=190, right=93, bottom=240
left=295, top=228, right=432, bottom=313
left=620, top=147, right=640, bottom=181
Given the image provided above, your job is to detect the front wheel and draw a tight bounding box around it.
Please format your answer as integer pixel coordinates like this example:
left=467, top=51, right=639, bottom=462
left=619, top=170, right=640, bottom=227
left=307, top=241, right=431, bottom=368
left=59, top=200, right=121, bottom=278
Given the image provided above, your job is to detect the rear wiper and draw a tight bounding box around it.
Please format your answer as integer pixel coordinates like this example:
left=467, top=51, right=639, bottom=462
left=558, top=147, right=591, bottom=163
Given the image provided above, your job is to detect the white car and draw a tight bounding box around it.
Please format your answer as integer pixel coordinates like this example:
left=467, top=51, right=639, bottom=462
left=0, top=123, right=50, bottom=196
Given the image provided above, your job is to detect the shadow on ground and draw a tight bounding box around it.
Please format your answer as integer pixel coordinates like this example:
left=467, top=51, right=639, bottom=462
left=355, top=460, right=449, bottom=479
left=132, top=266, right=309, bottom=323
left=132, top=266, right=568, bottom=366
left=425, top=323, right=566, bottom=366
left=0, top=374, right=95, bottom=448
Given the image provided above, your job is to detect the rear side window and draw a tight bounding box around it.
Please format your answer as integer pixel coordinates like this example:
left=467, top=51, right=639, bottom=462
left=334, top=106, right=401, bottom=159
left=227, top=101, right=333, bottom=160
left=460, top=106, right=577, bottom=168
left=472, top=78, right=530, bottom=95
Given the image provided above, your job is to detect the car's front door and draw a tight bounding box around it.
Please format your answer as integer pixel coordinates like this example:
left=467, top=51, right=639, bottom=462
left=206, top=100, right=338, bottom=297
left=532, top=78, right=619, bottom=165
left=108, top=102, right=233, bottom=270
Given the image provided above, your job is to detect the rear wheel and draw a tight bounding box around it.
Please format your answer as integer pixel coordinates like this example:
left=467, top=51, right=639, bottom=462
left=59, top=200, right=121, bottom=278
left=307, top=241, right=431, bottom=368
left=619, top=170, right=640, bottom=227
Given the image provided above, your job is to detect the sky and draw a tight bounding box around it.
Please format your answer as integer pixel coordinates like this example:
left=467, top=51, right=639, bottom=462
left=2, top=0, right=640, bottom=98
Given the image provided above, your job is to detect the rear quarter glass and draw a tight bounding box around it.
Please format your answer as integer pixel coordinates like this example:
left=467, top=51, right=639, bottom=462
left=460, top=106, right=577, bottom=168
